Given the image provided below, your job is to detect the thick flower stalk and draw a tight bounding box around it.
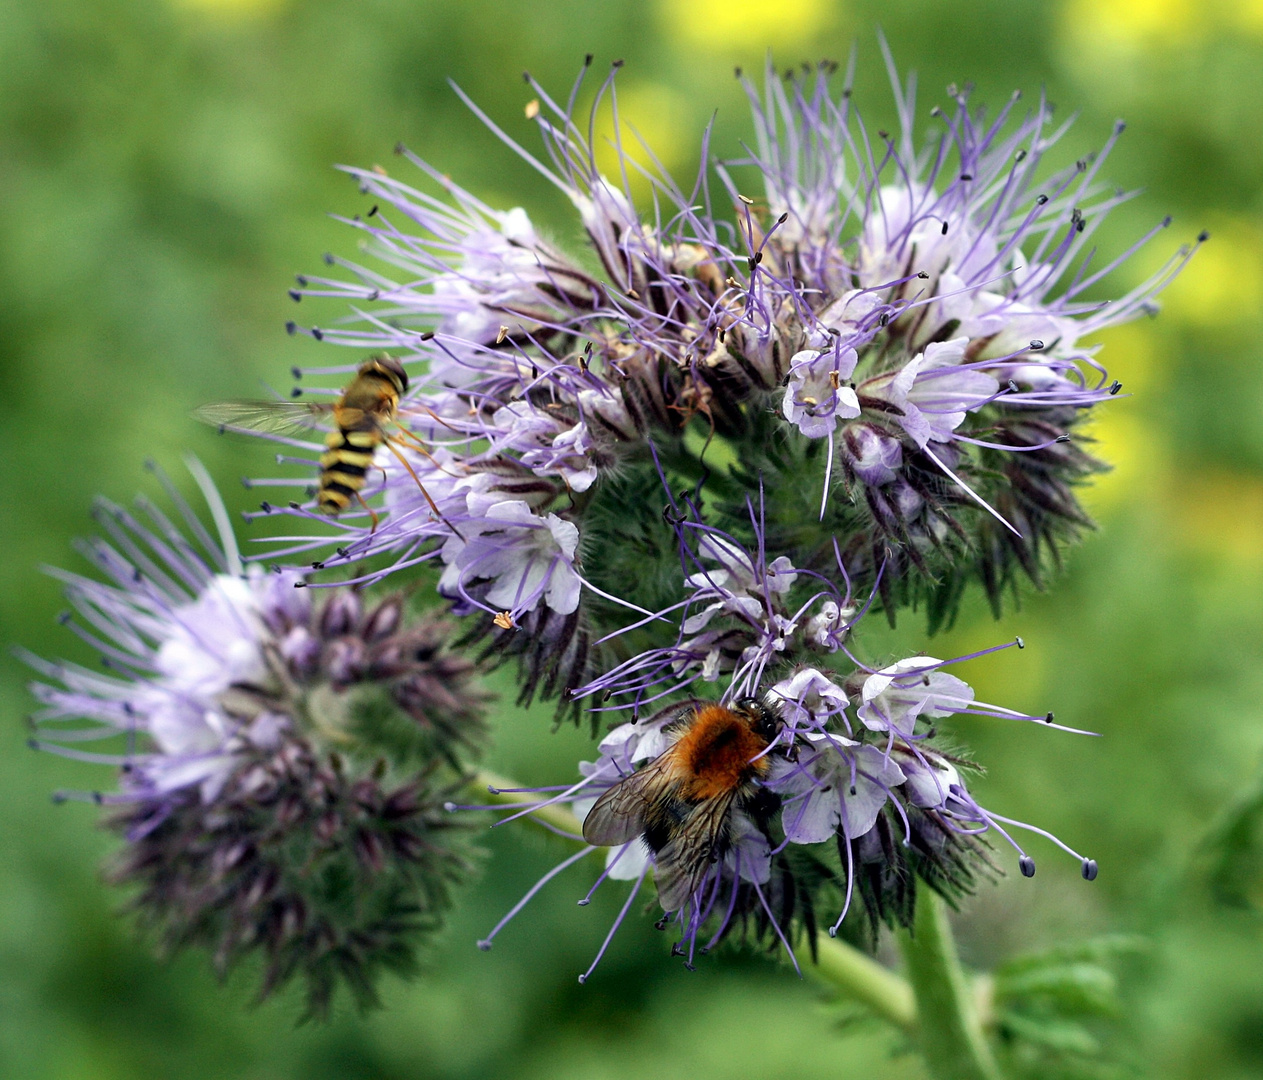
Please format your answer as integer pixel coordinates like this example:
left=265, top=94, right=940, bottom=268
left=22, top=462, right=487, bottom=1016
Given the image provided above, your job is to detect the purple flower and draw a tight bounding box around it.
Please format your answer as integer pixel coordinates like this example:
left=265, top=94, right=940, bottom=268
left=438, top=495, right=582, bottom=623
left=856, top=657, right=975, bottom=737
left=23, top=462, right=487, bottom=1014
left=770, top=734, right=904, bottom=843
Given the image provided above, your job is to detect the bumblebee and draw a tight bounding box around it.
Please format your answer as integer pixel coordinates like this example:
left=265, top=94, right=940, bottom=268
left=582, top=698, right=781, bottom=912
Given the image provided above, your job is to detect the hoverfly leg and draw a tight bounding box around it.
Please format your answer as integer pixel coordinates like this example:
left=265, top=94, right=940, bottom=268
left=382, top=436, right=466, bottom=541
left=355, top=492, right=380, bottom=533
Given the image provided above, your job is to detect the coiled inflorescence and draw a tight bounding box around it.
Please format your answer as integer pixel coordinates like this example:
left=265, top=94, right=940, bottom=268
left=23, top=462, right=487, bottom=1015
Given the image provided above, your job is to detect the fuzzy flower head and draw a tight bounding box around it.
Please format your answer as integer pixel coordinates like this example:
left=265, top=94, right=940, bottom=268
left=242, top=47, right=1196, bottom=717
left=474, top=600, right=1099, bottom=978
left=24, top=462, right=487, bottom=1015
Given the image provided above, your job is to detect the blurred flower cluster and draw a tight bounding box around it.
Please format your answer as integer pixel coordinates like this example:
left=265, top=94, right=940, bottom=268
left=25, top=48, right=1187, bottom=1020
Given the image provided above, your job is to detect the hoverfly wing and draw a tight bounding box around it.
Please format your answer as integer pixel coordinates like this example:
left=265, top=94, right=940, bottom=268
left=652, top=789, right=738, bottom=913
left=581, top=754, right=679, bottom=848
left=191, top=400, right=331, bottom=438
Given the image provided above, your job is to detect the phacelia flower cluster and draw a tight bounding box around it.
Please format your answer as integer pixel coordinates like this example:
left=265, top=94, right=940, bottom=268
left=473, top=493, right=1098, bottom=976
left=23, top=463, right=487, bottom=1015
left=260, top=50, right=1196, bottom=709
left=26, top=46, right=1185, bottom=1000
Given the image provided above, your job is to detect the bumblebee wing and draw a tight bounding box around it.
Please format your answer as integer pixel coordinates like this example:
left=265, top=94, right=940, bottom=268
left=581, top=753, right=681, bottom=847
left=192, top=400, right=331, bottom=438
left=653, top=790, right=738, bottom=913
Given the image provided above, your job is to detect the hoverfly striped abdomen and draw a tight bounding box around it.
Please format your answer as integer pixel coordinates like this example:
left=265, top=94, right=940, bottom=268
left=315, top=356, right=410, bottom=516
left=317, top=427, right=380, bottom=514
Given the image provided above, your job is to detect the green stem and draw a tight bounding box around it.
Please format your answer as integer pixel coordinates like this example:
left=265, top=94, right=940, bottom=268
left=899, top=890, right=1003, bottom=1080
left=811, top=933, right=917, bottom=1029
left=469, top=772, right=998, bottom=1079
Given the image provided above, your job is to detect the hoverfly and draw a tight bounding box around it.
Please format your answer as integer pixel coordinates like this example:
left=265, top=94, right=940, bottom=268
left=194, top=355, right=449, bottom=530
left=582, top=698, right=781, bottom=912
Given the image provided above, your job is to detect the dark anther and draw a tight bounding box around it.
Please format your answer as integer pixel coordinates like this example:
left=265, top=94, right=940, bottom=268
left=367, top=204, right=379, bottom=218
left=295, top=275, right=308, bottom=286
left=1036, top=194, right=1048, bottom=205
left=941, top=221, right=949, bottom=235
left=1081, top=858, right=1099, bottom=881
left=1045, top=712, right=1055, bottom=723
left=1029, top=339, right=1044, bottom=351
left=1007, top=380, right=1019, bottom=393
left=521, top=70, right=530, bottom=82
left=917, top=270, right=929, bottom=279
left=929, top=105, right=942, bottom=117
left=294, top=581, right=307, bottom=588
left=612, top=58, right=624, bottom=68
left=419, top=330, right=435, bottom=341
left=1198, top=229, right=1210, bottom=242
left=877, top=129, right=889, bottom=140
left=260, top=501, right=272, bottom=513
left=778, top=211, right=789, bottom=224
left=290, top=387, right=302, bottom=398
left=1019, top=855, right=1036, bottom=878
left=288, top=289, right=302, bottom=302
left=394, top=141, right=405, bottom=155
left=960, top=173, right=973, bottom=181
left=1056, top=433, right=1071, bottom=443
left=337, top=547, right=350, bottom=558
left=1162, top=215, right=1173, bottom=228
left=312, top=328, right=324, bottom=341
left=312, top=561, right=325, bottom=570
left=718, top=329, right=725, bottom=342
left=1016, top=636, right=1025, bottom=648
left=323, top=252, right=335, bottom=265
left=584, top=53, right=594, bottom=66
left=26, top=738, right=38, bottom=751
left=734, top=65, right=743, bottom=77
left=1015, top=148, right=1027, bottom=161
left=289, top=501, right=300, bottom=510
left=849, top=785, right=857, bottom=796
left=285, top=321, right=297, bottom=335
left=576, top=898, right=590, bottom=907
left=1109, top=381, right=1123, bottom=395
left=56, top=611, right=70, bottom=625
left=291, top=366, right=302, bottom=379
left=655, top=916, right=669, bottom=930
left=878, top=313, right=889, bottom=327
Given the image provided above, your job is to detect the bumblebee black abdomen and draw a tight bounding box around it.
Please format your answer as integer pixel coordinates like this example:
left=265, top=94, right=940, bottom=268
left=317, top=428, right=379, bottom=514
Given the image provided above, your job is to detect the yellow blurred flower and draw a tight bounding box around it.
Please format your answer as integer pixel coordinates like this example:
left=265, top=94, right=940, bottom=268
left=1167, top=466, right=1263, bottom=563
left=1157, top=219, right=1263, bottom=327
left=592, top=82, right=690, bottom=204
left=658, top=0, right=832, bottom=53
left=169, top=0, right=287, bottom=18
left=1060, top=0, right=1203, bottom=49
left=1079, top=407, right=1170, bottom=518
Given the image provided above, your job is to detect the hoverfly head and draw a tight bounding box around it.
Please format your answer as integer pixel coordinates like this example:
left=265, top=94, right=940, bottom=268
left=362, top=353, right=409, bottom=394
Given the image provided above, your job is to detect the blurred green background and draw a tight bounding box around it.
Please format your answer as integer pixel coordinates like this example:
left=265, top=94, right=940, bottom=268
left=4, top=0, right=1263, bottom=1076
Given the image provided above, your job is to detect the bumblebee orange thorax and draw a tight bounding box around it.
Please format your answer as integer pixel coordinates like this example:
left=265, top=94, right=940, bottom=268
left=674, top=704, right=771, bottom=800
